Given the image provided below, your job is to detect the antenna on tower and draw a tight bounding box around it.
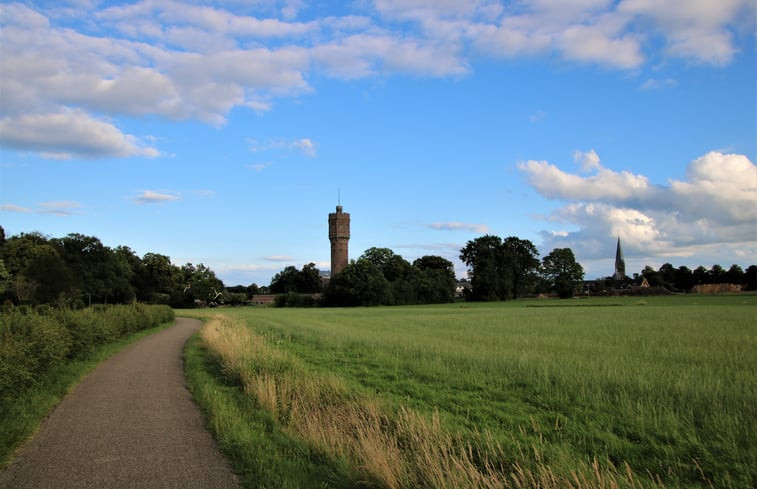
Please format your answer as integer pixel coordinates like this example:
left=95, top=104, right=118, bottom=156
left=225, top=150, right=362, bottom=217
left=338, top=188, right=341, bottom=206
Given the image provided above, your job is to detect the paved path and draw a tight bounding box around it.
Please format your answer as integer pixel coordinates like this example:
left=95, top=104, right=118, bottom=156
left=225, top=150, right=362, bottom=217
left=0, top=318, right=240, bottom=489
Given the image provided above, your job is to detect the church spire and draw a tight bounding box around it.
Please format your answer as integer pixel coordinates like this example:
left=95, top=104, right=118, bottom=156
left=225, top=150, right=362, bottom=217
left=613, top=236, right=626, bottom=280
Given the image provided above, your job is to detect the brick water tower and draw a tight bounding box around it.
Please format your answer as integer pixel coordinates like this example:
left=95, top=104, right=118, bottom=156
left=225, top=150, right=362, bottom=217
left=328, top=205, right=350, bottom=276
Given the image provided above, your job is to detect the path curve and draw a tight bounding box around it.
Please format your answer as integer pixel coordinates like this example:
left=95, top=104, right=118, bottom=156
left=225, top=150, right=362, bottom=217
left=0, top=317, right=240, bottom=489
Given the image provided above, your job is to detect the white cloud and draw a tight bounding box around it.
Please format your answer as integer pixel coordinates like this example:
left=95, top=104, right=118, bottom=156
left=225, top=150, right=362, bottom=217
left=0, top=1, right=751, bottom=161
left=618, top=0, right=753, bottom=66
left=0, top=204, right=32, bottom=213
left=0, top=201, right=82, bottom=216
left=640, top=78, right=678, bottom=90
left=669, top=151, right=757, bottom=223
left=529, top=110, right=547, bottom=123
left=428, top=222, right=490, bottom=233
left=519, top=150, right=757, bottom=267
left=38, top=200, right=82, bottom=216
left=134, top=190, right=181, bottom=204
left=573, top=149, right=601, bottom=172
left=292, top=138, right=317, bottom=157
left=265, top=255, right=296, bottom=262
left=558, top=22, right=643, bottom=69
left=0, top=110, right=159, bottom=159
left=518, top=158, right=654, bottom=202
left=248, top=137, right=318, bottom=157
left=249, top=162, right=272, bottom=171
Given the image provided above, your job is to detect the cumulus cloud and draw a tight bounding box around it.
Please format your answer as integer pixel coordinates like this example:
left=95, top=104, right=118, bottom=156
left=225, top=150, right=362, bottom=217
left=573, top=149, right=601, bottom=172
left=618, top=0, right=753, bottom=66
left=669, top=152, right=757, bottom=223
left=518, top=150, right=757, bottom=269
left=518, top=158, right=655, bottom=202
left=134, top=190, right=180, bottom=204
left=0, top=1, right=752, bottom=160
left=0, top=110, right=159, bottom=159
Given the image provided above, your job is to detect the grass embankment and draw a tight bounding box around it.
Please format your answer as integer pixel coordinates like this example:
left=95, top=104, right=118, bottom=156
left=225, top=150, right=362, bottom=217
left=0, top=304, right=175, bottom=468
left=183, top=295, right=756, bottom=488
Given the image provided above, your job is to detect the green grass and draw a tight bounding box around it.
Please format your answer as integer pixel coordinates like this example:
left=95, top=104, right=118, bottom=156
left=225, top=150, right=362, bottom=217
left=184, top=333, right=360, bottom=489
left=0, top=320, right=175, bottom=469
left=182, top=294, right=756, bottom=488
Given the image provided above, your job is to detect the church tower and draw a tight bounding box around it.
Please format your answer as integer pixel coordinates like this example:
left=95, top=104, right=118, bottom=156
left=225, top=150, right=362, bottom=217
left=613, top=236, right=626, bottom=280
left=329, top=205, right=350, bottom=276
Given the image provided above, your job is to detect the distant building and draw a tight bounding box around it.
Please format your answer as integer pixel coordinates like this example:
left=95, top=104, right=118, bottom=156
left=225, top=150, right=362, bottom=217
left=328, top=205, right=350, bottom=276
left=455, top=281, right=472, bottom=299
left=613, top=236, right=626, bottom=280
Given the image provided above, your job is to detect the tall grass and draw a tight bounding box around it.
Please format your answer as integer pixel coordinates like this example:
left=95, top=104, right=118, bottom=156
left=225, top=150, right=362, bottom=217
left=199, top=310, right=717, bottom=488
left=186, top=296, right=756, bottom=488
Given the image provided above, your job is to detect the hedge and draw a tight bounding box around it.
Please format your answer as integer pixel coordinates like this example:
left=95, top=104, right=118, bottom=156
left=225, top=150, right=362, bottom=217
left=0, top=304, right=174, bottom=402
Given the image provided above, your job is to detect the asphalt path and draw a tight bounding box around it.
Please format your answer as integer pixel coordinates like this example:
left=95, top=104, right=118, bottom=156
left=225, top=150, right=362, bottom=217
left=0, top=317, right=240, bottom=489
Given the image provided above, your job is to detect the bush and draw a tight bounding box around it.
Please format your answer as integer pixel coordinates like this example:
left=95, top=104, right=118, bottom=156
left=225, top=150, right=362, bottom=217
left=0, top=310, right=71, bottom=401
left=274, top=292, right=319, bottom=307
left=0, top=304, right=174, bottom=401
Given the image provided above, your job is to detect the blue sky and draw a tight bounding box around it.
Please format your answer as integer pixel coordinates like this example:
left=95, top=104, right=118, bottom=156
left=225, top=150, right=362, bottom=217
left=1, top=0, right=755, bottom=286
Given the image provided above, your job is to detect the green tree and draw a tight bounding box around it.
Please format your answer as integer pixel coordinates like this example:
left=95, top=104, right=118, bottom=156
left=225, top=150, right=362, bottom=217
left=674, top=266, right=695, bottom=292
left=413, top=255, right=456, bottom=304
left=361, top=248, right=408, bottom=282
left=541, top=248, right=584, bottom=298
left=658, top=263, right=676, bottom=289
left=20, top=244, right=73, bottom=304
left=360, top=248, right=416, bottom=304
left=1, top=232, right=50, bottom=279
left=641, top=266, right=664, bottom=287
left=136, top=253, right=176, bottom=303
left=692, top=266, right=709, bottom=285
left=180, top=263, right=225, bottom=306
left=324, top=259, right=391, bottom=306
left=0, top=233, right=72, bottom=304
left=725, top=264, right=744, bottom=285
left=270, top=263, right=322, bottom=294
left=745, top=265, right=757, bottom=290
left=709, top=264, right=726, bottom=283
left=295, top=263, right=323, bottom=293
left=501, top=237, right=540, bottom=299
left=115, top=246, right=142, bottom=296
left=270, top=266, right=299, bottom=294
left=0, top=259, right=10, bottom=297
left=53, top=233, right=135, bottom=304
left=460, top=235, right=506, bottom=301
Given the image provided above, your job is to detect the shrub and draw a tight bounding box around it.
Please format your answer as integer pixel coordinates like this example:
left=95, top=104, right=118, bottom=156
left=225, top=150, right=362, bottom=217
left=0, top=310, right=71, bottom=401
left=0, top=304, right=173, bottom=401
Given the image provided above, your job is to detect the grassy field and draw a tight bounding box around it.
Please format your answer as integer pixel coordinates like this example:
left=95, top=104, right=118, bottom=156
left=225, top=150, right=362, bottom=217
left=183, top=295, right=756, bottom=488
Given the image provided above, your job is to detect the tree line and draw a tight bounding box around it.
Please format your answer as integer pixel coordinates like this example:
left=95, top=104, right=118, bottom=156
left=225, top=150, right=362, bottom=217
left=266, top=248, right=458, bottom=307
left=601, top=262, right=757, bottom=293
left=4, top=225, right=752, bottom=308
left=0, top=227, right=227, bottom=307
left=324, top=248, right=457, bottom=306
left=460, top=235, right=584, bottom=299
left=273, top=236, right=586, bottom=305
